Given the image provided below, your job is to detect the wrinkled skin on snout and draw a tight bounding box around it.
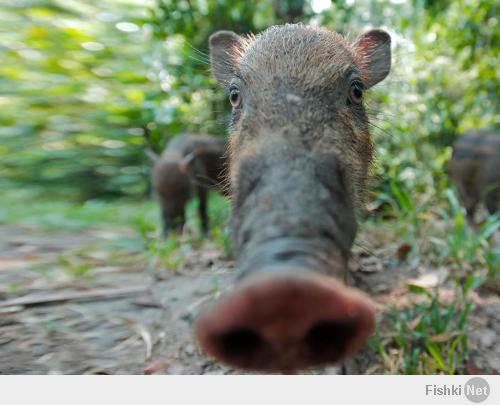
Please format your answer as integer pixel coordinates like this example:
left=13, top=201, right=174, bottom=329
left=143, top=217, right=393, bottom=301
left=195, top=24, right=391, bottom=372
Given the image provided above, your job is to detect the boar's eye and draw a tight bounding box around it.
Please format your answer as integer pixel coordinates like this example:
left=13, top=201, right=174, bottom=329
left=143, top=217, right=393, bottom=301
left=348, top=80, right=364, bottom=105
left=229, top=86, right=242, bottom=108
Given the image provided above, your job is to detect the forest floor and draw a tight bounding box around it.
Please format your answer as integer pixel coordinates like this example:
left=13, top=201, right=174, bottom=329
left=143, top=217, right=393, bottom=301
left=0, top=222, right=498, bottom=375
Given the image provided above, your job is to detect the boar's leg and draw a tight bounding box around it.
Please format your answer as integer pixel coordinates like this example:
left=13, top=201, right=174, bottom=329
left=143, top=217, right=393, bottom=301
left=197, top=185, right=209, bottom=234
left=161, top=207, right=185, bottom=238
left=484, top=187, right=500, bottom=217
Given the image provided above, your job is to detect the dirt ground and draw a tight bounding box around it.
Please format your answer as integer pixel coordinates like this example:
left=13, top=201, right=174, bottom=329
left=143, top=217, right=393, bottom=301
left=0, top=224, right=498, bottom=374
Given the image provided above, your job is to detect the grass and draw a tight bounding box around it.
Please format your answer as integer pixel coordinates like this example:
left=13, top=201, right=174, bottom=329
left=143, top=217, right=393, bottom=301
left=141, top=193, right=232, bottom=273
left=438, top=189, right=500, bottom=278
left=371, top=274, right=484, bottom=374
left=365, top=183, right=499, bottom=283
left=362, top=182, right=498, bottom=374
left=0, top=187, right=158, bottom=231
left=0, top=185, right=232, bottom=279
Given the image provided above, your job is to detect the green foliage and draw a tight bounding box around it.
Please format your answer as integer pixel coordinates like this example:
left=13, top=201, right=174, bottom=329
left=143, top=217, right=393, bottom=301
left=373, top=275, right=484, bottom=374
left=142, top=193, right=232, bottom=273
left=146, top=235, right=187, bottom=272
left=2, top=0, right=497, bottom=200
left=318, top=0, right=499, bottom=206
left=208, top=194, right=233, bottom=257
left=438, top=188, right=500, bottom=277
left=1, top=0, right=156, bottom=199
left=0, top=0, right=284, bottom=199
left=0, top=186, right=157, bottom=230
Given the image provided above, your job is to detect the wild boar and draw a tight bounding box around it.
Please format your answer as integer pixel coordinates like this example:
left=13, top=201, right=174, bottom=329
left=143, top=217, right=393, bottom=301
left=195, top=24, right=392, bottom=371
left=152, top=133, right=227, bottom=236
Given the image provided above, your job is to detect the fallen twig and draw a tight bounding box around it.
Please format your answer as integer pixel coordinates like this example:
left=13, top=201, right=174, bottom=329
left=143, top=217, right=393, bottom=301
left=0, top=286, right=148, bottom=308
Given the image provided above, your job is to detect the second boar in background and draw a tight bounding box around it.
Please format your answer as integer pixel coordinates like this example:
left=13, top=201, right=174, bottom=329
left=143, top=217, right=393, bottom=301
left=152, top=133, right=228, bottom=237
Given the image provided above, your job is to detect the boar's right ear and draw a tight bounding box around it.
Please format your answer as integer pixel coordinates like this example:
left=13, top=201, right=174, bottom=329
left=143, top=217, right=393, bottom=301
left=353, top=29, right=391, bottom=89
left=209, top=31, right=244, bottom=85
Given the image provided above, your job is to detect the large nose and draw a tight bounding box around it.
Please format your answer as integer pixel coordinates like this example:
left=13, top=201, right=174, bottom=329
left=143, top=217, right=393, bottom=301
left=194, top=269, right=375, bottom=372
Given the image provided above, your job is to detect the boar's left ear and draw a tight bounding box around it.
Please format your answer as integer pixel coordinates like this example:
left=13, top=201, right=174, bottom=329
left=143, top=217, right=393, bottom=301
left=209, top=31, right=244, bottom=86
left=353, top=29, right=391, bottom=89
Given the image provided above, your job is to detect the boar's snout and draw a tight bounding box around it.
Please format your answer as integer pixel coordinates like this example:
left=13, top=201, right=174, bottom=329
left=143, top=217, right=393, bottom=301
left=194, top=143, right=373, bottom=371
left=195, top=270, right=375, bottom=372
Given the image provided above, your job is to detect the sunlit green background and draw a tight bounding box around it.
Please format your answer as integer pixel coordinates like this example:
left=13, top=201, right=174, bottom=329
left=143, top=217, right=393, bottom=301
left=1, top=0, right=497, bottom=201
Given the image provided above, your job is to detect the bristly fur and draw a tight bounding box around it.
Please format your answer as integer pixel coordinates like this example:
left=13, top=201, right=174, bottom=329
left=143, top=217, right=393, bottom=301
left=213, top=24, right=391, bottom=211
left=209, top=23, right=391, bottom=272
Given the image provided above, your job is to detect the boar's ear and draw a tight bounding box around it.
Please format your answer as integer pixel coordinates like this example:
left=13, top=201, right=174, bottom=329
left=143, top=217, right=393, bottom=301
left=353, top=29, right=391, bottom=89
left=209, top=31, right=244, bottom=85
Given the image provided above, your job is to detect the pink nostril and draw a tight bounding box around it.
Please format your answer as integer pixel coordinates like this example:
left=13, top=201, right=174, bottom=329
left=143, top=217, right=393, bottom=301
left=195, top=271, right=375, bottom=372
left=305, top=321, right=357, bottom=360
left=217, top=329, right=264, bottom=358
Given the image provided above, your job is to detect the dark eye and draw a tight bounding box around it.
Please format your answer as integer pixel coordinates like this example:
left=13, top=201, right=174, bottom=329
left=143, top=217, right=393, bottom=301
left=348, top=81, right=364, bottom=104
left=229, top=87, right=242, bottom=108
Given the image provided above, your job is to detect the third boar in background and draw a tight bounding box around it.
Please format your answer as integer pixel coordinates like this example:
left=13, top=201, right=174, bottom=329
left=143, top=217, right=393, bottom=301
left=195, top=24, right=391, bottom=372
left=449, top=129, right=500, bottom=224
left=152, top=133, right=228, bottom=237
